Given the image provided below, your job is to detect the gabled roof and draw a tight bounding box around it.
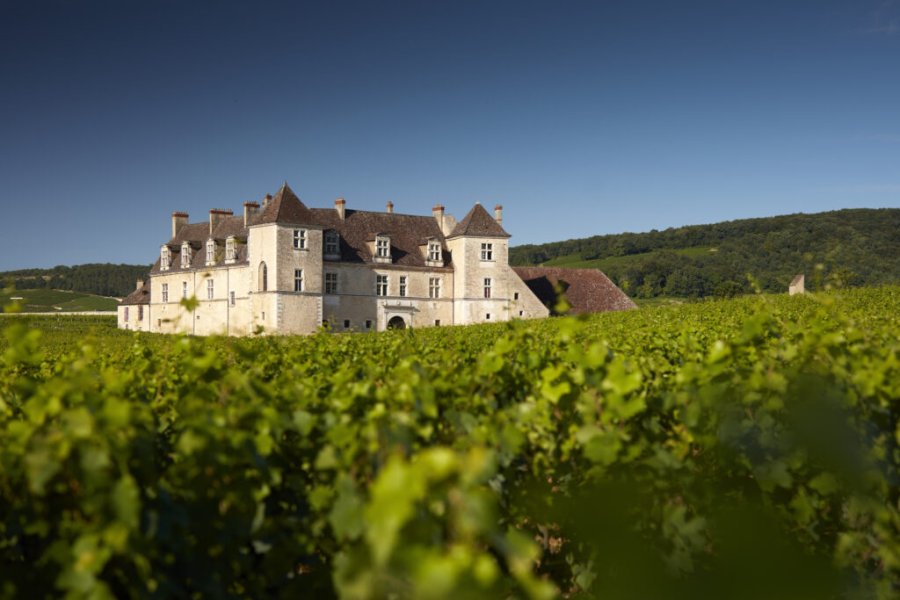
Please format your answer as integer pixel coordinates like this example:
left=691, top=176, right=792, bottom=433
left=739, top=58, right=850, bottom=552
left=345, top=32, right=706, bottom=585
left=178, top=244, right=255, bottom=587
left=310, top=208, right=451, bottom=268
left=513, top=267, right=636, bottom=314
left=255, top=183, right=315, bottom=226
left=448, top=203, right=510, bottom=238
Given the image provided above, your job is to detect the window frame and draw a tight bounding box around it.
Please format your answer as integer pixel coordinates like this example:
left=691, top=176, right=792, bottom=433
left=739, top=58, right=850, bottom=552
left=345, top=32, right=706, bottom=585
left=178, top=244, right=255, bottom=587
left=325, top=272, right=338, bottom=295
left=225, top=237, right=236, bottom=262
left=207, top=278, right=214, bottom=300
left=483, top=277, right=492, bottom=299
left=480, top=242, right=493, bottom=261
left=399, top=275, right=407, bottom=297
left=428, top=277, right=441, bottom=299
left=182, top=281, right=188, bottom=299
left=161, top=246, right=171, bottom=271
left=376, top=274, right=389, bottom=296
left=294, top=268, right=304, bottom=292
left=162, top=283, right=169, bottom=303
left=181, top=242, right=192, bottom=268
left=293, top=229, right=307, bottom=250
left=206, top=239, right=216, bottom=266
left=324, top=231, right=339, bottom=256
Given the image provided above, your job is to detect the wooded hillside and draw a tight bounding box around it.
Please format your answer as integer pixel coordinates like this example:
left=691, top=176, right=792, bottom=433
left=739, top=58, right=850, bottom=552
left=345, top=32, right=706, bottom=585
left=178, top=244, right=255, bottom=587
left=510, top=209, right=900, bottom=298
left=1, top=264, right=151, bottom=298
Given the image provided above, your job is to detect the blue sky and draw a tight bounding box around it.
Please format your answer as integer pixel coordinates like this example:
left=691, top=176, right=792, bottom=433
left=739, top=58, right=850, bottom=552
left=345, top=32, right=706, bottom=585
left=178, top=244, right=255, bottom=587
left=1, top=0, right=898, bottom=271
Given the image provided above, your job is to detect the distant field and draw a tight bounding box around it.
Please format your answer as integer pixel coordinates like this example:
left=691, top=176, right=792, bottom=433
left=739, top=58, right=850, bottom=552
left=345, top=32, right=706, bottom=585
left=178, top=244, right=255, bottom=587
left=2, top=289, right=118, bottom=312
left=542, top=246, right=715, bottom=270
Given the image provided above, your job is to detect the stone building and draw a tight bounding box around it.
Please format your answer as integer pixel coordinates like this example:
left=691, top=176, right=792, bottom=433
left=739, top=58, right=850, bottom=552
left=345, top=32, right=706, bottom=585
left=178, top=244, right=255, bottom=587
left=118, top=183, right=551, bottom=335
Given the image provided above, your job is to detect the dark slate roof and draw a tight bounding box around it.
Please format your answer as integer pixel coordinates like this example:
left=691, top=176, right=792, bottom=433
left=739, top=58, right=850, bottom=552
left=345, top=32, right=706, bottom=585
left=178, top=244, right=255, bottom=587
left=256, top=183, right=316, bottom=225
left=121, top=278, right=151, bottom=305
left=448, top=203, right=509, bottom=238
left=310, top=208, right=452, bottom=269
left=513, top=267, right=637, bottom=314
left=150, top=213, right=251, bottom=275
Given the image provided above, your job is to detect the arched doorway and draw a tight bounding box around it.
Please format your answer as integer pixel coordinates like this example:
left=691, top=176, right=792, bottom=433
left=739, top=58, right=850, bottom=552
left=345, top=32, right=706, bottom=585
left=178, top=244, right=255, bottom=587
left=387, top=316, right=406, bottom=330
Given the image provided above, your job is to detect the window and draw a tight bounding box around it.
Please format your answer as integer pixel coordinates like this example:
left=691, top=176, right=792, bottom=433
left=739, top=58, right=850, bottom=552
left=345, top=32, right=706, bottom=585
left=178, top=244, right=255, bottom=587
left=429, top=277, right=441, bottom=299
left=486, top=313, right=491, bottom=320
left=343, top=319, right=350, bottom=329
left=138, top=306, right=143, bottom=320
left=519, top=310, right=524, bottom=317
left=514, top=292, right=519, bottom=300
left=376, top=275, right=388, bottom=296
left=375, top=235, right=391, bottom=261
left=293, top=229, right=307, bottom=250
left=325, top=272, right=338, bottom=294
left=434, top=319, right=441, bottom=326
left=162, top=283, right=169, bottom=303
left=229, top=291, right=235, bottom=307
left=428, top=241, right=441, bottom=262
left=365, top=320, right=372, bottom=330
left=225, top=237, right=236, bottom=262
left=207, top=279, right=214, bottom=300
left=124, top=306, right=129, bottom=321
left=182, top=281, right=188, bottom=299
left=259, top=263, right=268, bottom=291
left=206, top=239, right=216, bottom=266
left=483, top=277, right=492, bottom=299
left=161, top=246, right=171, bottom=271
left=181, top=242, right=192, bottom=268
left=294, top=269, right=303, bottom=292
left=325, top=231, right=339, bottom=255
left=480, top=243, right=493, bottom=261
left=399, top=276, right=407, bottom=297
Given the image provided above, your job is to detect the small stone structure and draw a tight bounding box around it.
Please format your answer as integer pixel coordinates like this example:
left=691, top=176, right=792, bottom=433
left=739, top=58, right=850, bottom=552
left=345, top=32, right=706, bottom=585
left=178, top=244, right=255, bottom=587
left=789, top=274, right=805, bottom=295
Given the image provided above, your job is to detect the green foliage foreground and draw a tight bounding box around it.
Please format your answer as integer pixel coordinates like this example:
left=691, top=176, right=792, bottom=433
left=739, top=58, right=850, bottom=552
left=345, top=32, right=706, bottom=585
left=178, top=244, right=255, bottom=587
left=1, top=288, right=899, bottom=599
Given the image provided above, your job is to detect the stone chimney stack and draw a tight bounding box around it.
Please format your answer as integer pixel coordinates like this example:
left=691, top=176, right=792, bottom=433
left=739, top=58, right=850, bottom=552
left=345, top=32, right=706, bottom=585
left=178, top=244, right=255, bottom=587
left=243, top=201, right=260, bottom=227
left=209, top=209, right=233, bottom=235
left=135, top=278, right=144, bottom=291
left=432, top=204, right=444, bottom=231
left=262, top=194, right=272, bottom=208
left=494, top=204, right=503, bottom=225
left=335, top=198, right=346, bottom=220
left=386, top=201, right=394, bottom=214
left=172, top=212, right=189, bottom=238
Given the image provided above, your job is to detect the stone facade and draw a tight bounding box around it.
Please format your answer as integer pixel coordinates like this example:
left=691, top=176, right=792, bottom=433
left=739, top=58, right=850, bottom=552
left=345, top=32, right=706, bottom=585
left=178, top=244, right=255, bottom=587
left=118, top=183, right=550, bottom=335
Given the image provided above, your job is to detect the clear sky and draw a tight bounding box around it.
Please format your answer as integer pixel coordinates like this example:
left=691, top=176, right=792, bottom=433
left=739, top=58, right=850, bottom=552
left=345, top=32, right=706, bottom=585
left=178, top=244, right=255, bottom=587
left=1, top=0, right=898, bottom=271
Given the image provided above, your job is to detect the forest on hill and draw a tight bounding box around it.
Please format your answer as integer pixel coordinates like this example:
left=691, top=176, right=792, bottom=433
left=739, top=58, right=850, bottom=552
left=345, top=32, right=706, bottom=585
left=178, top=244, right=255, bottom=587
left=510, top=208, right=900, bottom=298
left=1, top=263, right=151, bottom=298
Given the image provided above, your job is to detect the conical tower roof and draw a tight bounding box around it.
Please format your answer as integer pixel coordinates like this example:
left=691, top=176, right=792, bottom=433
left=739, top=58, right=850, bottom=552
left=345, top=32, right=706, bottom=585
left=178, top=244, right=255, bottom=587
left=448, top=203, right=510, bottom=238
left=256, top=182, right=315, bottom=225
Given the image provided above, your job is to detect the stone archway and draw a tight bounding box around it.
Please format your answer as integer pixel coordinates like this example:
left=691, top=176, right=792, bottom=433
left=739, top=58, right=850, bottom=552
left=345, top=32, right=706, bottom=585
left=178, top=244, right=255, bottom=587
left=387, top=316, right=406, bottom=330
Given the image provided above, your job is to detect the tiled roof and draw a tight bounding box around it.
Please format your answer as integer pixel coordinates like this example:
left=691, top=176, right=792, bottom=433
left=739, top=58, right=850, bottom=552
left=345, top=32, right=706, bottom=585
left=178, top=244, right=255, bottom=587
left=150, top=213, right=251, bottom=275
left=256, top=183, right=316, bottom=225
left=121, top=278, right=151, bottom=305
left=310, top=208, right=451, bottom=269
left=513, top=267, right=636, bottom=314
left=449, top=203, right=509, bottom=238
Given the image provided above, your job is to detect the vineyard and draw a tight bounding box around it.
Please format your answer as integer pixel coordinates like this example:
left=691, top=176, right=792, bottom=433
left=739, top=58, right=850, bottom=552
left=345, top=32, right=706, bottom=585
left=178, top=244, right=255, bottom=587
left=1, top=287, right=899, bottom=599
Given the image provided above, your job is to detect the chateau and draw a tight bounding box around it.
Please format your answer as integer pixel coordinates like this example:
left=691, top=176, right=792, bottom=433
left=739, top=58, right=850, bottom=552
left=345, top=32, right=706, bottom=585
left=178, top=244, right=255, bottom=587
left=118, top=183, right=554, bottom=335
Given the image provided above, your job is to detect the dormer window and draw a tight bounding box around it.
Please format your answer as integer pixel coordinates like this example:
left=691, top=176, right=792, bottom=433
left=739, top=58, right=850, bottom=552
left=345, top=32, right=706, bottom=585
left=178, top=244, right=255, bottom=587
left=324, top=230, right=339, bottom=257
left=428, top=241, right=441, bottom=262
left=160, top=246, right=171, bottom=271
left=293, top=229, right=307, bottom=250
left=225, top=237, right=236, bottom=263
left=181, top=242, right=192, bottom=268
left=206, top=239, right=216, bottom=266
left=374, top=234, right=391, bottom=263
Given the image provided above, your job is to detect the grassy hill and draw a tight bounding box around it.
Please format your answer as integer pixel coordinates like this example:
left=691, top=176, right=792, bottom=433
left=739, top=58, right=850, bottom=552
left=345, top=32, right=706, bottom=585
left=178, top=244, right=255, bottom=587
left=2, top=289, right=118, bottom=312
left=510, top=208, right=900, bottom=299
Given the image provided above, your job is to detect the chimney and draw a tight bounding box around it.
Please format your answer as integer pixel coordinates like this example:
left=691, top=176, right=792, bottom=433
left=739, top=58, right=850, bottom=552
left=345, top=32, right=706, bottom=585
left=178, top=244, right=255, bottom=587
left=136, top=278, right=144, bottom=291
left=262, top=193, right=272, bottom=208
left=335, top=198, right=346, bottom=220
left=494, top=204, right=503, bottom=225
left=243, top=201, right=260, bottom=227
left=432, top=204, right=444, bottom=230
left=209, top=208, right=233, bottom=235
left=386, top=200, right=394, bottom=214
left=172, top=212, right=189, bottom=238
